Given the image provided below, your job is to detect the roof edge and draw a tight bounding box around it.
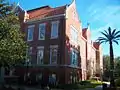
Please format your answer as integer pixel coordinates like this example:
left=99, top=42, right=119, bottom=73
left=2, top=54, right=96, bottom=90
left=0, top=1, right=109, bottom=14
left=27, top=5, right=51, bottom=12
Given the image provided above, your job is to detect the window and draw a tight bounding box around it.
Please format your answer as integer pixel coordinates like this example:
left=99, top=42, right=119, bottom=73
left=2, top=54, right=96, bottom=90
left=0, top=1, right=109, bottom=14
left=36, top=73, right=42, bottom=81
left=51, top=21, right=59, bottom=39
left=50, top=45, right=58, bottom=64
left=37, top=46, right=44, bottom=65
left=25, top=47, right=32, bottom=65
left=70, top=48, right=78, bottom=66
left=39, top=23, right=46, bottom=40
left=15, top=12, right=19, bottom=16
left=49, top=74, right=56, bottom=84
left=73, top=11, right=76, bottom=20
left=71, top=26, right=78, bottom=43
left=26, top=47, right=32, bottom=55
left=27, top=25, right=34, bottom=41
left=29, top=47, right=32, bottom=55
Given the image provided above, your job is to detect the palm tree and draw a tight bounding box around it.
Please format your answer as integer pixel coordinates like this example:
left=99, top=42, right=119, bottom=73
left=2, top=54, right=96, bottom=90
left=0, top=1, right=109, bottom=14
left=97, top=27, right=120, bottom=87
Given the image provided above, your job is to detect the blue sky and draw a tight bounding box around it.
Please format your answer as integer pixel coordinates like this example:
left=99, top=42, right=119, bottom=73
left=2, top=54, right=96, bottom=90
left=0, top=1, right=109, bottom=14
left=9, top=0, right=120, bottom=57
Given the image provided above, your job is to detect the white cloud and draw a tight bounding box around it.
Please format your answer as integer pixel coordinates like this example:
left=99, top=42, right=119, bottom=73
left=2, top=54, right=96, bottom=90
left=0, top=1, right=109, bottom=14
left=88, top=4, right=120, bottom=41
left=91, top=23, right=113, bottom=41
left=88, top=5, right=120, bottom=27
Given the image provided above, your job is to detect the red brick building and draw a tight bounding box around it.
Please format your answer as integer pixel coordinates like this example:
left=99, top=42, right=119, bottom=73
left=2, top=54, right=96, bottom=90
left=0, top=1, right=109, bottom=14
left=16, top=0, right=103, bottom=84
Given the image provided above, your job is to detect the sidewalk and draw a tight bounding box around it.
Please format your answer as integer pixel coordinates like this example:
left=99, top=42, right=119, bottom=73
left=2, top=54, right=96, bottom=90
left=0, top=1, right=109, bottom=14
left=86, top=82, right=110, bottom=90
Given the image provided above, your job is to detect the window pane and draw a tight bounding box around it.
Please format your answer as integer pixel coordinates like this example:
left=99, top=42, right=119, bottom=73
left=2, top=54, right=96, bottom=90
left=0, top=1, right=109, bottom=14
left=70, top=49, right=78, bottom=66
left=71, top=26, right=78, bottom=42
left=50, top=46, right=58, bottom=64
left=39, top=24, right=45, bottom=40
left=28, top=27, right=34, bottom=41
left=51, top=21, right=59, bottom=38
left=37, top=48, right=44, bottom=64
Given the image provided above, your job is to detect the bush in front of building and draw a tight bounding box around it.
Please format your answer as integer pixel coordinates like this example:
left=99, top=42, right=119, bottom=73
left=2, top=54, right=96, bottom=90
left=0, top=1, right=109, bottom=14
left=115, top=78, right=120, bottom=86
left=54, top=80, right=102, bottom=89
left=56, top=83, right=82, bottom=90
left=79, top=80, right=91, bottom=85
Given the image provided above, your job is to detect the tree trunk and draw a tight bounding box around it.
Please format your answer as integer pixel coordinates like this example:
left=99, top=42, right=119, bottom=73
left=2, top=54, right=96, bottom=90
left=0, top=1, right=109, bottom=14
left=109, top=42, right=115, bottom=87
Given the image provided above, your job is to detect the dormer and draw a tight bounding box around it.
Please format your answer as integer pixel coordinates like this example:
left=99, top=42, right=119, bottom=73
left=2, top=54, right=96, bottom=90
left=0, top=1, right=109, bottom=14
left=13, top=3, right=23, bottom=16
left=12, top=3, right=29, bottom=22
left=82, top=23, right=91, bottom=42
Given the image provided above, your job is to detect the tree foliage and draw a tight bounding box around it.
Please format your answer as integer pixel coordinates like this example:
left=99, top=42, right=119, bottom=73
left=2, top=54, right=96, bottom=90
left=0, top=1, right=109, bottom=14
left=103, top=55, right=120, bottom=80
left=0, top=0, right=27, bottom=67
left=103, top=55, right=110, bottom=81
left=103, top=55, right=110, bottom=70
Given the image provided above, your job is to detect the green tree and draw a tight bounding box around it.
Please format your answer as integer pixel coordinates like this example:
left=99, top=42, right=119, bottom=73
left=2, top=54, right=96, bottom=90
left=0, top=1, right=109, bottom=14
left=0, top=0, right=27, bottom=83
left=97, top=27, right=120, bottom=87
left=103, top=55, right=110, bottom=81
left=103, top=56, right=120, bottom=80
left=114, top=57, right=120, bottom=78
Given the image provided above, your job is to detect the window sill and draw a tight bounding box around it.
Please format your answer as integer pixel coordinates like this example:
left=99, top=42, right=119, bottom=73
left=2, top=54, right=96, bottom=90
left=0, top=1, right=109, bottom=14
left=38, top=38, right=45, bottom=40
left=27, top=40, right=33, bottom=42
left=50, top=37, right=58, bottom=39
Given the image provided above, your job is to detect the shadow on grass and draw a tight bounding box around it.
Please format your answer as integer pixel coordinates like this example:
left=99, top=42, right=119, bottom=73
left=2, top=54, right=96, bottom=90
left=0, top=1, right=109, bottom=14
left=55, top=80, right=103, bottom=90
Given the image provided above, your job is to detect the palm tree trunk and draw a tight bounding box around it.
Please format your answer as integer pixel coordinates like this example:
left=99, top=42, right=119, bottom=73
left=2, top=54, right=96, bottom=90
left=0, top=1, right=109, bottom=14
left=109, top=42, right=115, bottom=87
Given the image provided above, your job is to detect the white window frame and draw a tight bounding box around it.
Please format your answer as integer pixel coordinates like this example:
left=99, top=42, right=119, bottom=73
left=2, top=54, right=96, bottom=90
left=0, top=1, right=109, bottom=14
left=37, top=46, right=44, bottom=65
left=70, top=25, right=78, bottom=43
left=27, top=25, right=35, bottom=41
left=50, top=45, right=58, bottom=64
left=38, top=23, right=46, bottom=40
left=51, top=21, right=59, bottom=39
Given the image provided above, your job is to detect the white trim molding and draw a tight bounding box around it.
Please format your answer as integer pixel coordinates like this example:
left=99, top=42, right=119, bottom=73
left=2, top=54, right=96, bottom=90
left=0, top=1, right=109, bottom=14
left=28, top=25, right=35, bottom=28
left=37, top=46, right=44, bottom=49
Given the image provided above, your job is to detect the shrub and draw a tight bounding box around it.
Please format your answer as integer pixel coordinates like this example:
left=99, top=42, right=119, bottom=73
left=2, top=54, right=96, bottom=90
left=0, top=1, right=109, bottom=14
left=57, top=84, right=82, bottom=90
left=115, top=78, right=120, bottom=86
left=79, top=80, right=91, bottom=85
left=53, top=80, right=102, bottom=89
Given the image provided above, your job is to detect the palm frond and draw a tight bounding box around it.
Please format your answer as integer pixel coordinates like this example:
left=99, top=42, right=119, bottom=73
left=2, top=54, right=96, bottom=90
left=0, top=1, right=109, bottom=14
left=115, top=38, right=120, bottom=41
left=114, top=31, right=120, bottom=37
left=112, top=40, right=119, bottom=45
left=100, top=31, right=109, bottom=39
left=99, top=40, right=108, bottom=44
left=108, top=27, right=112, bottom=36
left=97, top=37, right=108, bottom=43
left=104, top=30, right=109, bottom=35
left=111, top=29, right=116, bottom=36
left=97, top=37, right=109, bottom=42
left=114, top=35, right=120, bottom=40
